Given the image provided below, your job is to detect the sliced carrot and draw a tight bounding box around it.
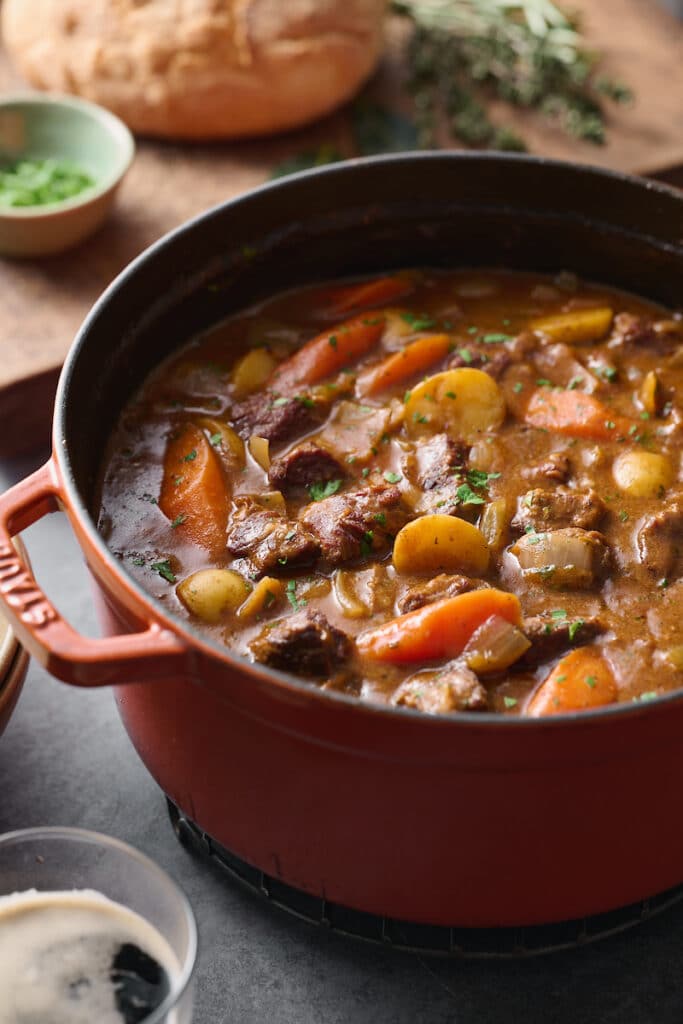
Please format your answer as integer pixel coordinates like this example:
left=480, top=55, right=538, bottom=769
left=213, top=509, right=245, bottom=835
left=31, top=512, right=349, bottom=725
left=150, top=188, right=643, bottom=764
left=159, top=423, right=229, bottom=557
left=357, top=333, right=452, bottom=397
left=527, top=647, right=617, bottom=717
left=269, top=314, right=385, bottom=393
left=524, top=388, right=632, bottom=440
left=324, top=275, right=415, bottom=316
left=357, top=589, right=522, bottom=664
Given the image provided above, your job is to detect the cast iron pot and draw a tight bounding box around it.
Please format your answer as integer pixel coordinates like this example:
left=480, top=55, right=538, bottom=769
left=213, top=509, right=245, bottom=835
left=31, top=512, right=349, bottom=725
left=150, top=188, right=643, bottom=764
left=1, top=154, right=682, bottom=928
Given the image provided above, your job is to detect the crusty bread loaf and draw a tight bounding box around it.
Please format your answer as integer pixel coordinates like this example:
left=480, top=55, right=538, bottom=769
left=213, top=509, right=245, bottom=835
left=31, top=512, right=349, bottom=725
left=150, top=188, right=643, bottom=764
left=1, top=0, right=387, bottom=139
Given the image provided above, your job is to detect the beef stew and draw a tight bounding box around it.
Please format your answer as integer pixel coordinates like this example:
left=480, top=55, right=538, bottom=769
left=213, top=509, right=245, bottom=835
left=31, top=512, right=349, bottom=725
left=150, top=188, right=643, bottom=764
left=97, top=270, right=683, bottom=715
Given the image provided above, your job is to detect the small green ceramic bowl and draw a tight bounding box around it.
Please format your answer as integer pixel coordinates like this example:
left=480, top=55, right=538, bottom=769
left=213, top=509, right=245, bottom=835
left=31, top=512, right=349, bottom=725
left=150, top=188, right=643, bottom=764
left=0, top=93, right=135, bottom=257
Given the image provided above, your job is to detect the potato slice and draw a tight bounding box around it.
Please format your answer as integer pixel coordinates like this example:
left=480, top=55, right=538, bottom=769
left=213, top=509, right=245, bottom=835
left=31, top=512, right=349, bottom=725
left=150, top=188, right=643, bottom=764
left=231, top=348, right=277, bottom=399
left=404, top=369, right=506, bottom=441
left=177, top=569, right=251, bottom=623
left=393, top=513, right=490, bottom=576
left=529, top=307, right=613, bottom=345
left=613, top=451, right=673, bottom=498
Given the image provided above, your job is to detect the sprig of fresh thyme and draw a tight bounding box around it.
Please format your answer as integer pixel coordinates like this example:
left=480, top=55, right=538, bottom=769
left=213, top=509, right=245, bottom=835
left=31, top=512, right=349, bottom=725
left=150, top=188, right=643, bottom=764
left=392, top=0, right=632, bottom=149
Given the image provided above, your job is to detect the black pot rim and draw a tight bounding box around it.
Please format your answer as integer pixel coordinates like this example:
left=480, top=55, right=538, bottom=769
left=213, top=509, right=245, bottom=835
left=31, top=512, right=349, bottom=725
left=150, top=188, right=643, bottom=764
left=53, top=150, right=683, bottom=729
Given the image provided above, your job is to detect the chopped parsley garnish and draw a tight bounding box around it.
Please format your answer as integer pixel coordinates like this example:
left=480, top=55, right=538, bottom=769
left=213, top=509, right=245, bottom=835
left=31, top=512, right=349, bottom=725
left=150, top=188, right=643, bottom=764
left=466, top=469, right=501, bottom=490
left=551, top=609, right=568, bottom=620
left=403, top=390, right=412, bottom=404
left=503, top=696, right=518, bottom=709
left=639, top=691, right=657, bottom=702
left=183, top=449, right=197, bottom=462
left=170, top=514, right=187, bottom=529
left=361, top=467, right=370, bottom=478
left=467, top=326, right=478, bottom=335
left=374, top=512, right=387, bottom=525
left=598, top=365, right=617, bottom=382
left=360, top=530, right=374, bottom=557
left=413, top=412, right=429, bottom=424
left=458, top=348, right=473, bottom=364
left=584, top=674, right=597, bottom=688
left=401, top=312, right=436, bottom=331
left=309, top=479, right=342, bottom=502
left=445, top=390, right=457, bottom=399
left=619, top=510, right=629, bottom=522
left=482, top=332, right=513, bottom=344
left=285, top=529, right=297, bottom=541
left=568, top=619, right=584, bottom=641
left=328, top=334, right=338, bottom=349
left=604, top=420, right=616, bottom=431
left=151, top=560, right=176, bottom=584
left=456, top=483, right=485, bottom=506
left=286, top=579, right=305, bottom=611
left=384, top=471, right=402, bottom=484
left=567, top=376, right=583, bottom=390
left=295, top=395, right=315, bottom=408
left=536, top=378, right=553, bottom=388
left=208, top=432, right=222, bottom=447
left=263, top=589, right=277, bottom=609
left=131, top=556, right=146, bottom=567
left=513, top=381, right=524, bottom=393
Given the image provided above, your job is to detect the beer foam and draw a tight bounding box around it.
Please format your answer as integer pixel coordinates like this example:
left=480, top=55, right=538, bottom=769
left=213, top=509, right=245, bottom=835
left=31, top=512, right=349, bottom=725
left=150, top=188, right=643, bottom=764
left=0, top=888, right=180, bottom=1024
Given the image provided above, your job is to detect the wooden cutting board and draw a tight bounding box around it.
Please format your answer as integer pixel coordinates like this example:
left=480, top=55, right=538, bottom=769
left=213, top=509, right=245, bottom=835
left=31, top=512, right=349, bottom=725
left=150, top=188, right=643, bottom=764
left=1, top=0, right=682, bottom=457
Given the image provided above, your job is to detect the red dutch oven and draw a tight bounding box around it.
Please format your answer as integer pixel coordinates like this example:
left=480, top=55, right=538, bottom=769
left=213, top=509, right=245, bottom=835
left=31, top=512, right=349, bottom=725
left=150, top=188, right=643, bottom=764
left=0, top=154, right=682, bottom=928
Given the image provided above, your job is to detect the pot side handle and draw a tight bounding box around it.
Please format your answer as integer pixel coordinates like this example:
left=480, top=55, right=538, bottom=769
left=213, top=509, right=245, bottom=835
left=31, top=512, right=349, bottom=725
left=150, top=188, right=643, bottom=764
left=0, top=461, right=188, bottom=687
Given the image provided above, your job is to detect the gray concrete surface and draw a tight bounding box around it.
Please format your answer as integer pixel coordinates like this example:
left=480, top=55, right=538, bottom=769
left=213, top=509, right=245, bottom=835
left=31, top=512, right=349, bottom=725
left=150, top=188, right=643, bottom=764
left=1, top=449, right=682, bottom=1024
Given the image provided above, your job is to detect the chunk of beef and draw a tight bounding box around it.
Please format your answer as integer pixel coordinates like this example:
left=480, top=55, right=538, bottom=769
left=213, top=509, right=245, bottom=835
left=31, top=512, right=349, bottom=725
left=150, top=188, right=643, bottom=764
left=448, top=349, right=511, bottom=379
left=397, top=573, right=480, bottom=614
left=505, top=331, right=539, bottom=361
left=610, top=314, right=682, bottom=353
left=268, top=442, right=345, bottom=495
left=511, top=528, right=611, bottom=589
left=227, top=499, right=319, bottom=577
left=511, top=487, right=606, bottom=533
left=519, top=614, right=605, bottom=668
left=637, top=493, right=683, bottom=580
left=610, top=313, right=658, bottom=349
left=250, top=609, right=352, bottom=679
left=522, top=452, right=571, bottom=484
left=300, top=484, right=409, bottom=566
left=393, top=663, right=488, bottom=714
left=647, top=580, right=683, bottom=645
left=415, top=433, right=467, bottom=491
left=230, top=392, right=323, bottom=446
left=406, top=433, right=473, bottom=516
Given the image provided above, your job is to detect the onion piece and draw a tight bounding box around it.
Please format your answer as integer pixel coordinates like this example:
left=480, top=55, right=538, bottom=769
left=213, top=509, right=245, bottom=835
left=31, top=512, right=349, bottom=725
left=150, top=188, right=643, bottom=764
left=511, top=528, right=609, bottom=589
left=463, top=614, right=531, bottom=674
left=479, top=497, right=508, bottom=552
